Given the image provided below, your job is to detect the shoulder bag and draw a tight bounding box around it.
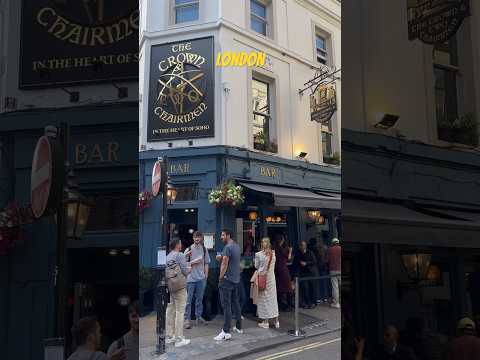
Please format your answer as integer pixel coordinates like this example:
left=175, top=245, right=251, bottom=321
left=257, top=252, right=272, bottom=291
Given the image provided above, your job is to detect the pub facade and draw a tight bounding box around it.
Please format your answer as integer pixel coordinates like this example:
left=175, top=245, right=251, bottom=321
left=139, top=0, right=341, bottom=314
left=343, top=0, right=480, bottom=356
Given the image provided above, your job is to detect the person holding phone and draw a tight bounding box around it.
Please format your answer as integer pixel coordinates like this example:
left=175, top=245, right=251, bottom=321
left=107, top=301, right=139, bottom=360
left=183, top=231, right=211, bottom=329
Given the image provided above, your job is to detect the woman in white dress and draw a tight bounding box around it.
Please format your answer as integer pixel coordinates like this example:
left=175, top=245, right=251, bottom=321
left=254, top=237, right=279, bottom=329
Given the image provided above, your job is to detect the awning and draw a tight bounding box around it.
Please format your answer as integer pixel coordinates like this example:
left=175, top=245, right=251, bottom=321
left=343, top=199, right=480, bottom=247
left=240, top=182, right=341, bottom=209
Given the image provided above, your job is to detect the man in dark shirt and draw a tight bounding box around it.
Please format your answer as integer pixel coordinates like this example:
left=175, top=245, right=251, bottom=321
left=293, top=240, right=317, bottom=308
left=446, top=317, right=480, bottom=360
left=214, top=229, right=242, bottom=341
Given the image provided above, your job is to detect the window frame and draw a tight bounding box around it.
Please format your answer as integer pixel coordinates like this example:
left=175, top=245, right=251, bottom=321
left=248, top=0, right=274, bottom=40
left=251, top=75, right=278, bottom=154
left=313, top=26, right=333, bottom=67
left=315, top=34, right=328, bottom=65
left=173, top=0, right=200, bottom=24
left=250, top=0, right=268, bottom=36
left=321, top=120, right=334, bottom=158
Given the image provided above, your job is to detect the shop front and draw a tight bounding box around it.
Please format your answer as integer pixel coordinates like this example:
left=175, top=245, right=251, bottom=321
left=139, top=146, right=341, bottom=315
left=0, top=103, right=138, bottom=358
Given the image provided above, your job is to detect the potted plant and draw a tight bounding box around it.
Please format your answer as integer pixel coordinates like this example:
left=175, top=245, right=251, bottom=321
left=208, top=181, right=245, bottom=207
left=438, top=113, right=479, bottom=147
left=0, top=203, right=34, bottom=255
left=324, top=151, right=341, bottom=165
left=139, top=266, right=154, bottom=314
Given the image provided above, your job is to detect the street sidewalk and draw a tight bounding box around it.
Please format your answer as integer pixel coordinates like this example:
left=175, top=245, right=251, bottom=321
left=140, top=303, right=340, bottom=360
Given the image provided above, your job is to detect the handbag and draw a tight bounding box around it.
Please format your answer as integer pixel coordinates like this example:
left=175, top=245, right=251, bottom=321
left=257, top=252, right=273, bottom=291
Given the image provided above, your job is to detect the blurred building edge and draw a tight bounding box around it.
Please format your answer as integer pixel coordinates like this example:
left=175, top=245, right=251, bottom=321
left=0, top=0, right=139, bottom=358
left=342, top=0, right=480, bottom=357
left=138, top=0, right=341, bottom=321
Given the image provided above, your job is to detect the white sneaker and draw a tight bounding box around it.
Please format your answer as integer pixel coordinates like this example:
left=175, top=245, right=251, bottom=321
left=233, top=327, right=243, bottom=334
left=165, top=336, right=176, bottom=344
left=330, top=303, right=340, bottom=309
left=275, top=321, right=280, bottom=329
left=214, top=330, right=232, bottom=341
left=258, top=321, right=269, bottom=329
left=175, top=338, right=191, bottom=347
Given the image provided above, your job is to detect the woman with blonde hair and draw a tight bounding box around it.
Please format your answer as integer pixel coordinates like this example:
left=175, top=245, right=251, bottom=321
left=250, top=237, right=279, bottom=328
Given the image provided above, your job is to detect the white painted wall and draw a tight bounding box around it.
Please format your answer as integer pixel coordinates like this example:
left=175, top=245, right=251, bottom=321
left=140, top=0, right=341, bottom=165
left=0, top=1, right=138, bottom=113
left=343, top=0, right=480, bottom=147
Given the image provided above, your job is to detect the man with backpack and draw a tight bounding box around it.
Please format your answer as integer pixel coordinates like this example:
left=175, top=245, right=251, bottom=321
left=184, top=231, right=211, bottom=329
left=165, top=238, right=191, bottom=347
left=107, top=301, right=139, bottom=360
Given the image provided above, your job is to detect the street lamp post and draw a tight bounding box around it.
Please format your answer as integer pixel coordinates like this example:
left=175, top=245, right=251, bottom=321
left=43, top=124, right=91, bottom=357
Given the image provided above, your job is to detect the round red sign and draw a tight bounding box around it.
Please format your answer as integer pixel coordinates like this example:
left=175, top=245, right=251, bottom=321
left=31, top=136, right=53, bottom=218
left=152, top=160, right=162, bottom=197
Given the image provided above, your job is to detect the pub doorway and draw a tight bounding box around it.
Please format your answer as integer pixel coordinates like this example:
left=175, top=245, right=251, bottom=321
left=67, top=246, right=138, bottom=354
left=167, top=208, right=198, bottom=249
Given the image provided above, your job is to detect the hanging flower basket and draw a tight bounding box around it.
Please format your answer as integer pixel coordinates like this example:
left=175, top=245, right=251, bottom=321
left=208, top=181, right=245, bottom=208
left=138, top=190, right=154, bottom=213
left=0, top=202, right=33, bottom=255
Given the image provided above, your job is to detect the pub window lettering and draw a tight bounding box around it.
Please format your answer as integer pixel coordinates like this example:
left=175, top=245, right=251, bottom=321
left=75, top=142, right=120, bottom=165
left=252, top=77, right=278, bottom=153
left=174, top=0, right=199, bottom=24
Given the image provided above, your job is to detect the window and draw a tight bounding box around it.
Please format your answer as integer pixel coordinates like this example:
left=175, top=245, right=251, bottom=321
left=174, top=0, right=199, bottom=23
left=251, top=0, right=267, bottom=36
left=168, top=184, right=198, bottom=203
left=316, top=34, right=328, bottom=65
left=86, top=192, right=138, bottom=231
left=321, top=120, right=333, bottom=159
left=252, top=78, right=277, bottom=153
left=433, top=38, right=469, bottom=144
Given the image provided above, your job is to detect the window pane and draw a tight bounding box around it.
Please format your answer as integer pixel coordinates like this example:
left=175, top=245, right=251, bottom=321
left=322, top=132, right=332, bottom=157
left=251, top=0, right=266, bottom=18
left=251, top=16, right=266, bottom=35
left=170, top=185, right=198, bottom=202
left=252, top=79, right=269, bottom=115
left=86, top=193, right=138, bottom=231
left=176, top=4, right=198, bottom=23
left=176, top=0, right=196, bottom=4
left=316, top=36, right=326, bottom=50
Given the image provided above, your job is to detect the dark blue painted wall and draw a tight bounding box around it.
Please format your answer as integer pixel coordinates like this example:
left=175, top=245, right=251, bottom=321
left=139, top=146, right=341, bottom=269
left=0, top=103, right=137, bottom=360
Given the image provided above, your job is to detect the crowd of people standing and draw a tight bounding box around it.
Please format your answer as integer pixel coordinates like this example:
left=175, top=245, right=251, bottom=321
left=153, top=229, right=341, bottom=348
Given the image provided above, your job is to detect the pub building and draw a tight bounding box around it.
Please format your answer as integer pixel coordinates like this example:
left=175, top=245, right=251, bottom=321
left=0, top=1, right=138, bottom=358
left=343, top=0, right=480, bottom=356
left=139, top=0, right=341, bottom=315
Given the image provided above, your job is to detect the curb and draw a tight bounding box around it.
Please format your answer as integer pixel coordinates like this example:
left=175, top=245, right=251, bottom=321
left=214, top=327, right=341, bottom=360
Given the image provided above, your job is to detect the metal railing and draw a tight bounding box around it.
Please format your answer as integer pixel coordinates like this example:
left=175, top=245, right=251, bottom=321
left=288, top=273, right=342, bottom=337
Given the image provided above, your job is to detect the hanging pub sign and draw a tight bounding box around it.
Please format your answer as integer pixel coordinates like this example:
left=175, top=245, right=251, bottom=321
left=147, top=37, right=215, bottom=141
left=407, top=0, right=470, bottom=45
left=20, top=0, right=139, bottom=88
left=310, top=83, right=337, bottom=124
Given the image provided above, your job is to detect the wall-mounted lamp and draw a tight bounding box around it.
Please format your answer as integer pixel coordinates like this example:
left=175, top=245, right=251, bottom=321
left=374, top=113, right=400, bottom=129
left=167, top=187, right=177, bottom=204
left=397, top=252, right=436, bottom=298
left=61, top=88, right=79, bottom=103
left=297, top=151, right=308, bottom=159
